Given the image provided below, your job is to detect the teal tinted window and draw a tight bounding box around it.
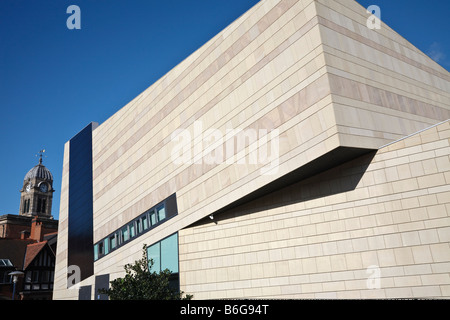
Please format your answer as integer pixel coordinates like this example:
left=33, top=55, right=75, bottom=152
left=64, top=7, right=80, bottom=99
left=142, top=216, right=148, bottom=230
left=157, top=205, right=166, bottom=221
left=147, top=233, right=178, bottom=273
left=104, top=238, right=109, bottom=255
left=94, top=244, right=99, bottom=261
left=122, top=227, right=129, bottom=242
left=150, top=210, right=157, bottom=225
left=147, top=242, right=160, bottom=272
left=136, top=219, right=142, bottom=233
left=161, top=233, right=178, bottom=273
left=110, top=235, right=117, bottom=249
left=130, top=223, right=136, bottom=238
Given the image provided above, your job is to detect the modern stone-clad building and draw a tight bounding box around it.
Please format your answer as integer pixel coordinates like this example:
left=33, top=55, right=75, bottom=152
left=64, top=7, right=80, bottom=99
left=53, top=0, right=450, bottom=299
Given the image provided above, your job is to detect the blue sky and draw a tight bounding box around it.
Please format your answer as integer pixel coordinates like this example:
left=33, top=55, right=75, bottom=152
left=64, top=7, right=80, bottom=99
left=0, top=0, right=449, bottom=220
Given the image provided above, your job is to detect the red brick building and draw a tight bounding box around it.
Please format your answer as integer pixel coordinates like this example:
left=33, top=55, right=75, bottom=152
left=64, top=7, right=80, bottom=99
left=0, top=156, right=58, bottom=300
left=0, top=216, right=58, bottom=300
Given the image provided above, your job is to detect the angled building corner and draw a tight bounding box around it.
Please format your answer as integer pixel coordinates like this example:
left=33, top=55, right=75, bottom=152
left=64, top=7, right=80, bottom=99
left=53, top=0, right=450, bottom=300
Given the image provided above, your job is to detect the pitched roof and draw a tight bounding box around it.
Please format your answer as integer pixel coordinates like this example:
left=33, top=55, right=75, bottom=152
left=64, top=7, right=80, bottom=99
left=23, top=241, right=48, bottom=270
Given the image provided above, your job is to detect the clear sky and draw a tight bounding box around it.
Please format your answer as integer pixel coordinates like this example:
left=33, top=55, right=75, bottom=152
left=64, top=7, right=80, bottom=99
left=0, top=0, right=449, bottom=220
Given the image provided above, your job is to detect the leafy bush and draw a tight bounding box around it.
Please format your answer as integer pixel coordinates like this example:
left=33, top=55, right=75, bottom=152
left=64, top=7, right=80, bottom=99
left=99, top=244, right=193, bottom=300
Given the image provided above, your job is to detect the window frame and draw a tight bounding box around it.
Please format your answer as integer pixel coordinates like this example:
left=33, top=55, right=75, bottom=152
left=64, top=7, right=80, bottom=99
left=147, top=232, right=179, bottom=274
left=149, top=209, right=158, bottom=226
left=110, top=234, right=117, bottom=250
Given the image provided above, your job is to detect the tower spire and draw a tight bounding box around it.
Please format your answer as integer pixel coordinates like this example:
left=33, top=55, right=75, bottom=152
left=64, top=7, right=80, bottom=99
left=37, top=149, right=45, bottom=164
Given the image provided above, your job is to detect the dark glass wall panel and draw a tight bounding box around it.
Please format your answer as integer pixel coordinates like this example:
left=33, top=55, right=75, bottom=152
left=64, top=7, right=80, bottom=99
left=78, top=285, right=91, bottom=300
left=165, top=193, right=178, bottom=219
left=68, top=123, right=96, bottom=283
left=94, top=274, right=110, bottom=300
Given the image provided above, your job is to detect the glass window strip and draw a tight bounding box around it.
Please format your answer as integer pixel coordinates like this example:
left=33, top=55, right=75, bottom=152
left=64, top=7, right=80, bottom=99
left=93, top=197, right=177, bottom=261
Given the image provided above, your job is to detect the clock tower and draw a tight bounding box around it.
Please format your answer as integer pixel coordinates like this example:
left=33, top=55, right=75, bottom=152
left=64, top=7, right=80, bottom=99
left=19, top=153, right=54, bottom=218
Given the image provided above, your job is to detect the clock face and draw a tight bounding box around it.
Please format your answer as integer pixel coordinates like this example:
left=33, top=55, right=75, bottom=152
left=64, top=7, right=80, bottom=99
left=25, top=184, right=31, bottom=192
left=39, top=184, right=48, bottom=193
